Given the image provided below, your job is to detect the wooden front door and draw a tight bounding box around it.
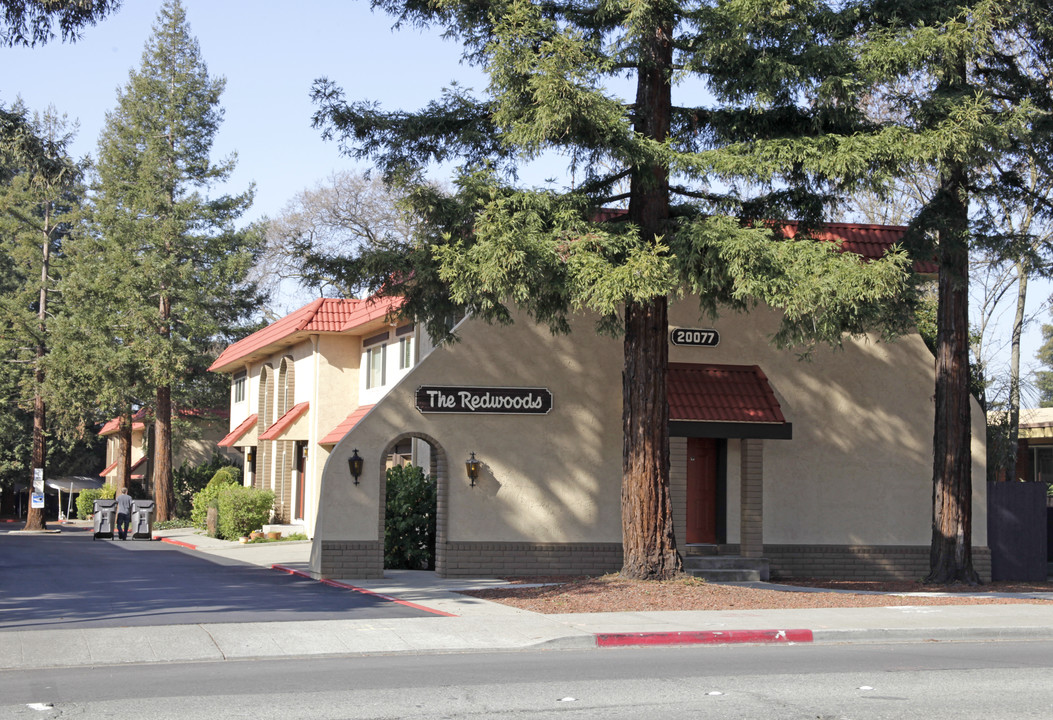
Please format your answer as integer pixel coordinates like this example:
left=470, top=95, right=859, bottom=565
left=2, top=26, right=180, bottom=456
left=686, top=437, right=718, bottom=544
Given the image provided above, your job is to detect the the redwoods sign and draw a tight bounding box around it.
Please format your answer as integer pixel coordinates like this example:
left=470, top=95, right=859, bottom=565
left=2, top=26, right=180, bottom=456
left=415, top=386, right=553, bottom=415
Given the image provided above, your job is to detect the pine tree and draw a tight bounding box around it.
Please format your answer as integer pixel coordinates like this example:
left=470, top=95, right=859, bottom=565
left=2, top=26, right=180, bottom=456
left=0, top=0, right=121, bottom=47
left=856, top=0, right=1053, bottom=583
left=86, top=0, right=262, bottom=520
left=0, top=104, right=85, bottom=530
left=311, top=0, right=914, bottom=578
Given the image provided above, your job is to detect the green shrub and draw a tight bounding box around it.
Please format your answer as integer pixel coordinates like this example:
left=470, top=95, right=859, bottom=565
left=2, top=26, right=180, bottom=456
left=76, top=484, right=116, bottom=519
left=384, top=465, right=436, bottom=570
left=216, top=485, right=274, bottom=540
left=190, top=466, right=243, bottom=529
left=174, top=454, right=239, bottom=518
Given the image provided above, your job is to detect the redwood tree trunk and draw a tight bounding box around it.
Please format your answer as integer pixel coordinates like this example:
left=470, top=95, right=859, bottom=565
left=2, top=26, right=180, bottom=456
left=153, top=385, right=174, bottom=520
left=621, top=297, right=680, bottom=579
left=117, top=412, right=132, bottom=494
left=24, top=361, right=47, bottom=531
left=926, top=159, right=978, bottom=584
left=24, top=228, right=52, bottom=531
left=619, top=9, right=680, bottom=580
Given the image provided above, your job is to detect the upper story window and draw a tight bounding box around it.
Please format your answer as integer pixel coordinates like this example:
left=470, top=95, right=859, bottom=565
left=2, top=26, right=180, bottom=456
left=396, top=323, right=414, bottom=370
left=398, top=337, right=413, bottom=370
left=233, top=372, right=246, bottom=404
left=364, top=331, right=389, bottom=390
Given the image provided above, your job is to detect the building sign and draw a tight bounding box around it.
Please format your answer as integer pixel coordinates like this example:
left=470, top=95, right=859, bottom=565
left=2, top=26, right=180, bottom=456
left=670, top=327, right=720, bottom=347
left=416, top=386, right=553, bottom=415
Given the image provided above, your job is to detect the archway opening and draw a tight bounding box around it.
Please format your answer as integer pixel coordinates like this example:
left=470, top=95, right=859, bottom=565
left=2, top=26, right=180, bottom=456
left=381, top=434, right=443, bottom=572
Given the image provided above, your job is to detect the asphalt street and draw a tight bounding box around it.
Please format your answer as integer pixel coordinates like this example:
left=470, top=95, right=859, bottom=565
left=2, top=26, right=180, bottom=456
left=5, top=642, right=1053, bottom=719
left=0, top=525, right=432, bottom=630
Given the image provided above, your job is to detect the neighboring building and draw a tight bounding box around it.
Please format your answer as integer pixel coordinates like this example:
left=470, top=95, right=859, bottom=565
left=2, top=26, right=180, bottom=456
left=308, top=223, right=990, bottom=582
left=1006, top=408, right=1053, bottom=483
left=208, top=296, right=435, bottom=536
left=99, top=407, right=235, bottom=490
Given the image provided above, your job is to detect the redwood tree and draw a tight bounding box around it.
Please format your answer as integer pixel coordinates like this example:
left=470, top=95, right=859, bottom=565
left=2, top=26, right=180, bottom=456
left=86, top=0, right=261, bottom=519
left=311, top=0, right=913, bottom=578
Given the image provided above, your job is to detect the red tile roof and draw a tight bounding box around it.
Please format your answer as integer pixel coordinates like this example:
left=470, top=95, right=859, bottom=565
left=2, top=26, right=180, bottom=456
left=99, top=407, right=225, bottom=435
left=99, top=419, right=146, bottom=436
left=259, top=402, right=310, bottom=441
left=218, top=414, right=258, bottom=448
left=319, top=404, right=376, bottom=445
left=209, top=296, right=405, bottom=372
left=100, top=457, right=147, bottom=478
left=774, top=222, right=937, bottom=274
left=668, top=363, right=786, bottom=424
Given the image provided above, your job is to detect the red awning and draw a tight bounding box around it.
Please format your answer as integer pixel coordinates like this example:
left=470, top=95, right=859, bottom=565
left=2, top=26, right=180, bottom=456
left=259, top=402, right=310, bottom=441
left=668, top=363, right=786, bottom=424
left=319, top=405, right=376, bottom=445
left=218, top=414, right=258, bottom=447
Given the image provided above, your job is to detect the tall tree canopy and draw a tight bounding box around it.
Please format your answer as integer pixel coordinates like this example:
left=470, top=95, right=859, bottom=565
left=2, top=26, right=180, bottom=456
left=72, top=0, right=262, bottom=520
left=1, top=0, right=121, bottom=47
left=850, top=0, right=1053, bottom=582
left=0, top=104, right=87, bottom=529
left=312, top=0, right=916, bottom=578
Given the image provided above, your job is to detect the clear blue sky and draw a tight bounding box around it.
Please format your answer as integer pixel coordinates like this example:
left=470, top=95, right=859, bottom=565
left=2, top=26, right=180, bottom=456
left=0, top=0, right=487, bottom=221
left=2, top=0, right=1049, bottom=396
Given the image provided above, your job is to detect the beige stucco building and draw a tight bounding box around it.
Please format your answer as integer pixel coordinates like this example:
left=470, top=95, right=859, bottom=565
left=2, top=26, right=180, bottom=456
left=99, top=408, right=236, bottom=489
left=209, top=296, right=435, bottom=536
left=306, top=275, right=989, bottom=581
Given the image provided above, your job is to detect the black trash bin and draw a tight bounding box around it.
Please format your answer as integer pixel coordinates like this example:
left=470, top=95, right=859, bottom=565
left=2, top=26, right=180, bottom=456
left=131, top=499, right=155, bottom=540
left=93, top=498, right=117, bottom=540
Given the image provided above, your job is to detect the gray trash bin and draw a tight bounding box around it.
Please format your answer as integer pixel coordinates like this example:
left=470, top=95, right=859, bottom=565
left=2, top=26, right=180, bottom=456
left=93, top=498, right=117, bottom=540
left=131, top=499, right=155, bottom=540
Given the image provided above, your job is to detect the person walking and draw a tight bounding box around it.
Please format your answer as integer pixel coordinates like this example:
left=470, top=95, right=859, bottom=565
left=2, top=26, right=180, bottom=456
left=115, top=487, right=133, bottom=541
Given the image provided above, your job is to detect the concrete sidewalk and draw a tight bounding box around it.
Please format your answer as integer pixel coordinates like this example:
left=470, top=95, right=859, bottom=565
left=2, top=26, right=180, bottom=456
left=4, top=524, right=1053, bottom=670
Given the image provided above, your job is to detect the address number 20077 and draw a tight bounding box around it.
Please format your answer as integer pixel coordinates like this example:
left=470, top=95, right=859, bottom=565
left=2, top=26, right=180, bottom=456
left=670, top=328, right=720, bottom=347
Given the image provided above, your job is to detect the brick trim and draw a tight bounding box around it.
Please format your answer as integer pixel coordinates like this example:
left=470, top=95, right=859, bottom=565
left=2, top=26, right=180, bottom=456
left=317, top=540, right=384, bottom=579
left=723, top=544, right=993, bottom=582
left=442, top=542, right=623, bottom=577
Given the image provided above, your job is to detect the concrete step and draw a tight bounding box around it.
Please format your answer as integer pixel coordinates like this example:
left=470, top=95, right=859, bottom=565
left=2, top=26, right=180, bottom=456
left=682, top=554, right=770, bottom=582
left=685, top=567, right=763, bottom=582
left=681, top=544, right=720, bottom=557
left=262, top=523, right=305, bottom=538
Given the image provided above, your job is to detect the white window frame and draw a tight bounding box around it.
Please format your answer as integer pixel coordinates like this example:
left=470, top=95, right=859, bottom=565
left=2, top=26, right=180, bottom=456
left=367, top=344, right=387, bottom=389
left=399, top=337, right=413, bottom=370
left=233, top=372, right=246, bottom=404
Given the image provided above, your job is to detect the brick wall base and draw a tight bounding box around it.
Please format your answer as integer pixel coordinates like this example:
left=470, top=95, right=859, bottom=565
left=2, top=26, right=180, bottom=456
left=747, top=544, right=993, bottom=583
left=319, top=539, right=993, bottom=582
left=442, top=542, right=623, bottom=577
left=317, top=540, right=383, bottom=579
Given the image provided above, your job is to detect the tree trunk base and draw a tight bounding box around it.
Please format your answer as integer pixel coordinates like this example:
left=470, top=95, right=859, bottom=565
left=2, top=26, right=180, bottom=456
left=620, top=552, right=682, bottom=581
left=923, top=566, right=980, bottom=586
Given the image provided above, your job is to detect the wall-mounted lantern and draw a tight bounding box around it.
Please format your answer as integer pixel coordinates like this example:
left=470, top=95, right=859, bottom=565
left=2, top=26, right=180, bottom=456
left=465, top=451, right=481, bottom=487
left=348, top=449, right=363, bottom=485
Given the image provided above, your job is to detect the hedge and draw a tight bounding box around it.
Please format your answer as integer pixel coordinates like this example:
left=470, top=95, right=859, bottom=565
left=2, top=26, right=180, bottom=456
left=75, top=485, right=117, bottom=519
left=190, top=466, right=242, bottom=529
left=384, top=465, right=436, bottom=570
left=216, top=485, right=275, bottom=540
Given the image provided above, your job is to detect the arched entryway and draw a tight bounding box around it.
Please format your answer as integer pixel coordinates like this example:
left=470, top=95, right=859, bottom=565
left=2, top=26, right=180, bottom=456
left=376, top=432, right=449, bottom=575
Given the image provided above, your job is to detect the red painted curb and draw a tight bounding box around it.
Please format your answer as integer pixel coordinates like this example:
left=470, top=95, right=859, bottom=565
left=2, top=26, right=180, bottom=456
left=596, top=629, right=813, bottom=647
left=158, top=537, right=198, bottom=550
left=271, top=564, right=457, bottom=618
